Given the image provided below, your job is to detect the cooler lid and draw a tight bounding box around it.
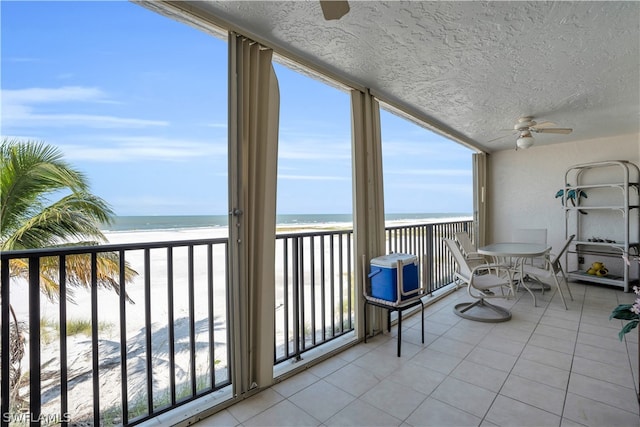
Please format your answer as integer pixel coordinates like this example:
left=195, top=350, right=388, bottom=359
left=370, top=253, right=417, bottom=268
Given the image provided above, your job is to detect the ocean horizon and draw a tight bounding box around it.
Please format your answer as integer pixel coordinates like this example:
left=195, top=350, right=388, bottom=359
left=101, top=213, right=472, bottom=232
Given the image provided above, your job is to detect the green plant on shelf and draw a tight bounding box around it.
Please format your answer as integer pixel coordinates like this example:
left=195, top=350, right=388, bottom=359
left=555, top=184, right=588, bottom=214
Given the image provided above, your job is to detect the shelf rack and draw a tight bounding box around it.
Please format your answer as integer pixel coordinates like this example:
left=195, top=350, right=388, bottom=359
left=563, top=160, right=639, bottom=292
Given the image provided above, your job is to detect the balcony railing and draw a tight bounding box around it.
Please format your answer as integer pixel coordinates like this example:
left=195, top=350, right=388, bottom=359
left=1, top=219, right=472, bottom=426
left=385, top=220, right=476, bottom=292
left=274, top=230, right=354, bottom=365
left=1, top=239, right=231, bottom=426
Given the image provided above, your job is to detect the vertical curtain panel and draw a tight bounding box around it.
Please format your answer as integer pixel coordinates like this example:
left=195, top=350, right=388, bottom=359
left=473, top=152, right=487, bottom=247
left=228, top=33, right=280, bottom=394
left=351, top=89, right=386, bottom=337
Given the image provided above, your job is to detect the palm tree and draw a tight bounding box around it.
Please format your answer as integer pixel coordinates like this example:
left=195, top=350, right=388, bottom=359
left=1, top=137, right=137, bottom=398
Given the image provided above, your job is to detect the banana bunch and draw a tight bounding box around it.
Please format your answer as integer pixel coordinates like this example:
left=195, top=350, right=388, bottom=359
left=587, top=262, right=608, bottom=277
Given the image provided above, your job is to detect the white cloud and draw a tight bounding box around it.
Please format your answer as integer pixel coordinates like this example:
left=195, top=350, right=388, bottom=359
left=112, top=195, right=187, bottom=207
left=278, top=174, right=349, bottom=181
left=4, top=57, right=39, bottom=63
left=387, top=182, right=472, bottom=193
left=3, top=86, right=108, bottom=103
left=381, top=139, right=471, bottom=158
left=110, top=195, right=218, bottom=216
left=278, top=141, right=351, bottom=160
left=1, top=86, right=168, bottom=129
left=6, top=112, right=167, bottom=128
left=205, top=122, right=227, bottom=129
left=386, top=169, right=471, bottom=177
left=57, top=137, right=227, bottom=162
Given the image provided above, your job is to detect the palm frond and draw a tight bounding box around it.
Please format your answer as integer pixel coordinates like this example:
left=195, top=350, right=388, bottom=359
left=3, top=192, right=113, bottom=250
left=1, top=139, right=91, bottom=239
left=1, top=138, right=134, bottom=304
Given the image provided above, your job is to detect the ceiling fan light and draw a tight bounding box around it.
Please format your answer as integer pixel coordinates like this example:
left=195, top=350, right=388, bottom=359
left=516, top=135, right=534, bottom=149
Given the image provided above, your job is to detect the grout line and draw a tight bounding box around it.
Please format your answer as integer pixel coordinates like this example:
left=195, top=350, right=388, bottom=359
left=558, top=280, right=587, bottom=424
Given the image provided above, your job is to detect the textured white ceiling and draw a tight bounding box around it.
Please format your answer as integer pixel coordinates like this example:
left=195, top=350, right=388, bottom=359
left=154, top=1, right=640, bottom=152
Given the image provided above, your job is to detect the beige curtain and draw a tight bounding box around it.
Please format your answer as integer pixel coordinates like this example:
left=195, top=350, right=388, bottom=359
left=473, top=152, right=488, bottom=247
left=228, top=33, right=279, bottom=393
left=351, top=89, right=386, bottom=337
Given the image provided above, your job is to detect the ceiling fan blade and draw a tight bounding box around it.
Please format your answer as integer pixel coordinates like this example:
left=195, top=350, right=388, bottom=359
left=320, top=1, right=350, bottom=20
left=534, top=128, right=573, bottom=134
left=531, top=121, right=556, bottom=129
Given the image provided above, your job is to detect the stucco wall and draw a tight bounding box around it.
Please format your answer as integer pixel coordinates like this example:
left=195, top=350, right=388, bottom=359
left=486, top=133, right=640, bottom=271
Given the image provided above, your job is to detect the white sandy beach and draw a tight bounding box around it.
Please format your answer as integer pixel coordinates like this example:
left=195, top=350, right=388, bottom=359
left=12, top=226, right=231, bottom=330
left=8, top=216, right=471, bottom=423
left=12, top=215, right=472, bottom=355
left=9, top=227, right=236, bottom=422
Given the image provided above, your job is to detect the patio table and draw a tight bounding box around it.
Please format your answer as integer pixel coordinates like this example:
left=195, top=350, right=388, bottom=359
left=478, top=243, right=551, bottom=307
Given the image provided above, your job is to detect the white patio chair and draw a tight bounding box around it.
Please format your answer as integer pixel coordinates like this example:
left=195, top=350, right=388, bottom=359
left=521, top=234, right=575, bottom=310
left=444, top=238, right=515, bottom=322
left=454, top=231, right=487, bottom=268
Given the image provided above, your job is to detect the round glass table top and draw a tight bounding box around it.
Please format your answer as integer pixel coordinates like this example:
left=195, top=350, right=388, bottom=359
left=478, top=242, right=550, bottom=257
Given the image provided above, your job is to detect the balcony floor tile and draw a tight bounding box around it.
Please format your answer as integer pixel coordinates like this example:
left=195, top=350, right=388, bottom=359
left=197, top=282, right=640, bottom=427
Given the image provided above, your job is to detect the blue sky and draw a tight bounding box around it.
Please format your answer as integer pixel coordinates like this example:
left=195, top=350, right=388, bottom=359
left=1, top=1, right=473, bottom=217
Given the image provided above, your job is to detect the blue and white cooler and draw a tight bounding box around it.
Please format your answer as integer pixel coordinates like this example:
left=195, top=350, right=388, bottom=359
left=369, top=253, right=419, bottom=302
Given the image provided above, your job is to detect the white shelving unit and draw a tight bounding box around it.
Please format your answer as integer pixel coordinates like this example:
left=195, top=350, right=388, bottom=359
left=563, top=160, right=639, bottom=292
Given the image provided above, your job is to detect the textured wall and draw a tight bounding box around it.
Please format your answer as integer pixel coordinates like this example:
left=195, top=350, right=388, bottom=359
left=487, top=134, right=639, bottom=275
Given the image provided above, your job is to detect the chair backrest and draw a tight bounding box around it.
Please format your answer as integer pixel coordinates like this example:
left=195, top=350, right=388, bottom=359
left=444, top=238, right=473, bottom=280
left=512, top=228, right=547, bottom=244
left=551, top=234, right=575, bottom=266
left=454, top=231, right=476, bottom=256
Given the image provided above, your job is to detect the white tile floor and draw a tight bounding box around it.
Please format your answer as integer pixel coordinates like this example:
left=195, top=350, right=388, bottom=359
left=198, top=281, right=640, bottom=426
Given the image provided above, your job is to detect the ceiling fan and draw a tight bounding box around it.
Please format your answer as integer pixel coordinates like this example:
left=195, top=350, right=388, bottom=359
left=490, top=116, right=573, bottom=150
left=320, top=1, right=350, bottom=20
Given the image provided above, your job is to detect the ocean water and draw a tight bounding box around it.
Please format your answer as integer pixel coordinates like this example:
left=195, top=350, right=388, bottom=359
left=101, top=213, right=470, bottom=232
